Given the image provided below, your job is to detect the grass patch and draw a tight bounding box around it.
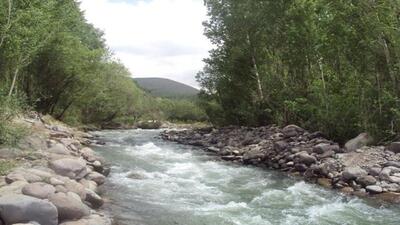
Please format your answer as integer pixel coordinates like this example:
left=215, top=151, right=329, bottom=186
left=0, top=159, right=17, bottom=176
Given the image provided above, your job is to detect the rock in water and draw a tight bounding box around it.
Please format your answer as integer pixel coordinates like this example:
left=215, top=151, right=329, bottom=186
left=344, top=133, right=373, bottom=152
left=49, top=158, right=88, bottom=180
left=0, top=194, right=58, bottom=225
left=366, top=185, right=383, bottom=194
left=48, top=192, right=90, bottom=221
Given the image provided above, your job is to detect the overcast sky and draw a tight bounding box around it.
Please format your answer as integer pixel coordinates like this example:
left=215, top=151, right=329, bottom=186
left=80, top=0, right=212, bottom=88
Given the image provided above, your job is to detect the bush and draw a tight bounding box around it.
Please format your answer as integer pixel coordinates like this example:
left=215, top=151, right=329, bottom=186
left=0, top=92, right=27, bottom=146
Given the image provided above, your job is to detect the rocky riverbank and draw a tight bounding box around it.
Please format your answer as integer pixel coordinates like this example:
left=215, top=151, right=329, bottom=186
left=161, top=125, right=400, bottom=204
left=0, top=114, right=111, bottom=225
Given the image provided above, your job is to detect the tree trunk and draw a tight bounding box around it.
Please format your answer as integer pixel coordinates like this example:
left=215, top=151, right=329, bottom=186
left=56, top=101, right=73, bottom=120
left=8, top=67, right=19, bottom=97
left=246, top=33, right=264, bottom=102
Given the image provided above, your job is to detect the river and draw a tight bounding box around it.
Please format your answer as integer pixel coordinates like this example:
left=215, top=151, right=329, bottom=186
left=92, top=129, right=400, bottom=225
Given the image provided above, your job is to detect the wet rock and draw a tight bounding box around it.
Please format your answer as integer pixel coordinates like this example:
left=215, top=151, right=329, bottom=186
left=356, top=175, right=377, bottom=187
left=340, top=187, right=355, bottom=194
left=48, top=192, right=90, bottom=221
left=126, top=172, right=146, bottom=180
left=49, top=158, right=88, bottom=180
left=206, top=147, right=219, bottom=153
left=294, top=163, right=308, bottom=172
left=22, top=182, right=56, bottom=199
left=366, top=185, right=383, bottom=194
left=344, top=133, right=373, bottom=152
left=342, top=166, right=368, bottom=181
left=375, top=192, right=400, bottom=204
left=85, top=172, right=106, bottom=185
left=387, top=142, right=400, bottom=154
left=317, top=178, right=332, bottom=188
left=0, top=194, right=58, bottom=225
left=243, top=149, right=264, bottom=161
left=85, top=189, right=104, bottom=209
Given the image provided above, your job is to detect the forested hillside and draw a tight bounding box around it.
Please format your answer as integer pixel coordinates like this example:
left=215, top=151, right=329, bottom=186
left=0, top=0, right=205, bottom=144
left=134, top=78, right=199, bottom=99
left=198, top=0, right=400, bottom=143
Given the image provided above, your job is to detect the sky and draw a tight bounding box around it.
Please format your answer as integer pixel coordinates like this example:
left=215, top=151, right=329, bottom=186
left=80, top=0, right=212, bottom=88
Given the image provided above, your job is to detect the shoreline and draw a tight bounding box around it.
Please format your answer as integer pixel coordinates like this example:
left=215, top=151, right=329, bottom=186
left=0, top=115, right=112, bottom=225
left=161, top=125, right=400, bottom=205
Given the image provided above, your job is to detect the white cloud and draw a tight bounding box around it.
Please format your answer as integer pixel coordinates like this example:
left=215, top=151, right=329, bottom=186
left=79, top=0, right=211, bottom=88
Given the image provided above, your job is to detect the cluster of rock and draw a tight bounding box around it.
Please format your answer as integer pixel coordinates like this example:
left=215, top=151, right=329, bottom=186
left=0, top=115, right=111, bottom=225
left=162, top=125, right=400, bottom=203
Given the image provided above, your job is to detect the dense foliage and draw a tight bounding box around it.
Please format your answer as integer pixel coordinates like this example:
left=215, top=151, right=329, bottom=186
left=198, top=0, right=400, bottom=143
left=0, top=0, right=205, bottom=140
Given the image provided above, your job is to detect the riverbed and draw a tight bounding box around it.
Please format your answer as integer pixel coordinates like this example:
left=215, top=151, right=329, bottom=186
left=93, top=129, right=400, bottom=225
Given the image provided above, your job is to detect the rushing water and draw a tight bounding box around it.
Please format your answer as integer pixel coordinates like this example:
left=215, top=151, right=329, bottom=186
left=93, top=129, right=400, bottom=225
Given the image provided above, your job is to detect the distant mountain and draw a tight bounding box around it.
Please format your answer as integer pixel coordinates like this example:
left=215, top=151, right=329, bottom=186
left=133, top=77, right=199, bottom=99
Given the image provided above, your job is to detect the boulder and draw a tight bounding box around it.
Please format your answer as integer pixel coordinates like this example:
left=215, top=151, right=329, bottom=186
left=80, top=148, right=98, bottom=162
left=64, top=180, right=86, bottom=200
left=313, top=143, right=340, bottom=154
left=49, top=158, right=88, bottom=180
left=317, top=178, right=332, bottom=188
left=47, top=143, right=70, bottom=155
left=136, top=120, right=162, bottom=129
left=48, top=192, right=90, bottom=221
left=282, top=125, right=302, bottom=138
left=85, top=172, right=106, bottom=185
left=85, top=189, right=104, bottom=209
left=0, top=194, right=58, bottom=225
left=243, top=149, right=264, bottom=161
left=342, top=166, right=368, bottom=181
left=344, top=133, right=373, bottom=152
left=356, top=175, right=377, bottom=187
left=22, top=182, right=56, bottom=199
left=0, top=181, right=28, bottom=196
left=384, top=161, right=400, bottom=168
left=366, top=185, right=383, bottom=194
left=5, top=171, right=42, bottom=184
left=295, top=152, right=317, bottom=166
left=59, top=214, right=111, bottom=225
left=387, top=142, right=400, bottom=154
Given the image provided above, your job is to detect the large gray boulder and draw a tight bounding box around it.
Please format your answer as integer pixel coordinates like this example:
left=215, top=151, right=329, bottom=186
left=63, top=180, right=87, bottom=200
left=0, top=194, right=58, bottom=225
left=48, top=192, right=90, bottom=221
left=22, top=182, right=56, bottom=199
left=342, top=166, right=368, bottom=181
left=387, top=142, right=400, bottom=154
left=49, top=158, right=88, bottom=180
left=85, top=189, right=104, bottom=209
left=295, top=152, right=317, bottom=166
left=344, top=133, right=373, bottom=152
left=85, top=172, right=106, bottom=185
left=59, top=214, right=111, bottom=225
left=47, top=143, right=70, bottom=155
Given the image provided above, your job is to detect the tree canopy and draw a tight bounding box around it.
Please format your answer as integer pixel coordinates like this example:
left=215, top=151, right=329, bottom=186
left=198, top=0, right=400, bottom=143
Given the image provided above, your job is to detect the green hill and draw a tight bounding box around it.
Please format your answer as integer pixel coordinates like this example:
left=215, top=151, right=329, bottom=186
left=133, top=77, right=199, bottom=99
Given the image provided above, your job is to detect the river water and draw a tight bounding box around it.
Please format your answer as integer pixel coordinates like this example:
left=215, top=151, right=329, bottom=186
left=93, top=129, right=400, bottom=225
